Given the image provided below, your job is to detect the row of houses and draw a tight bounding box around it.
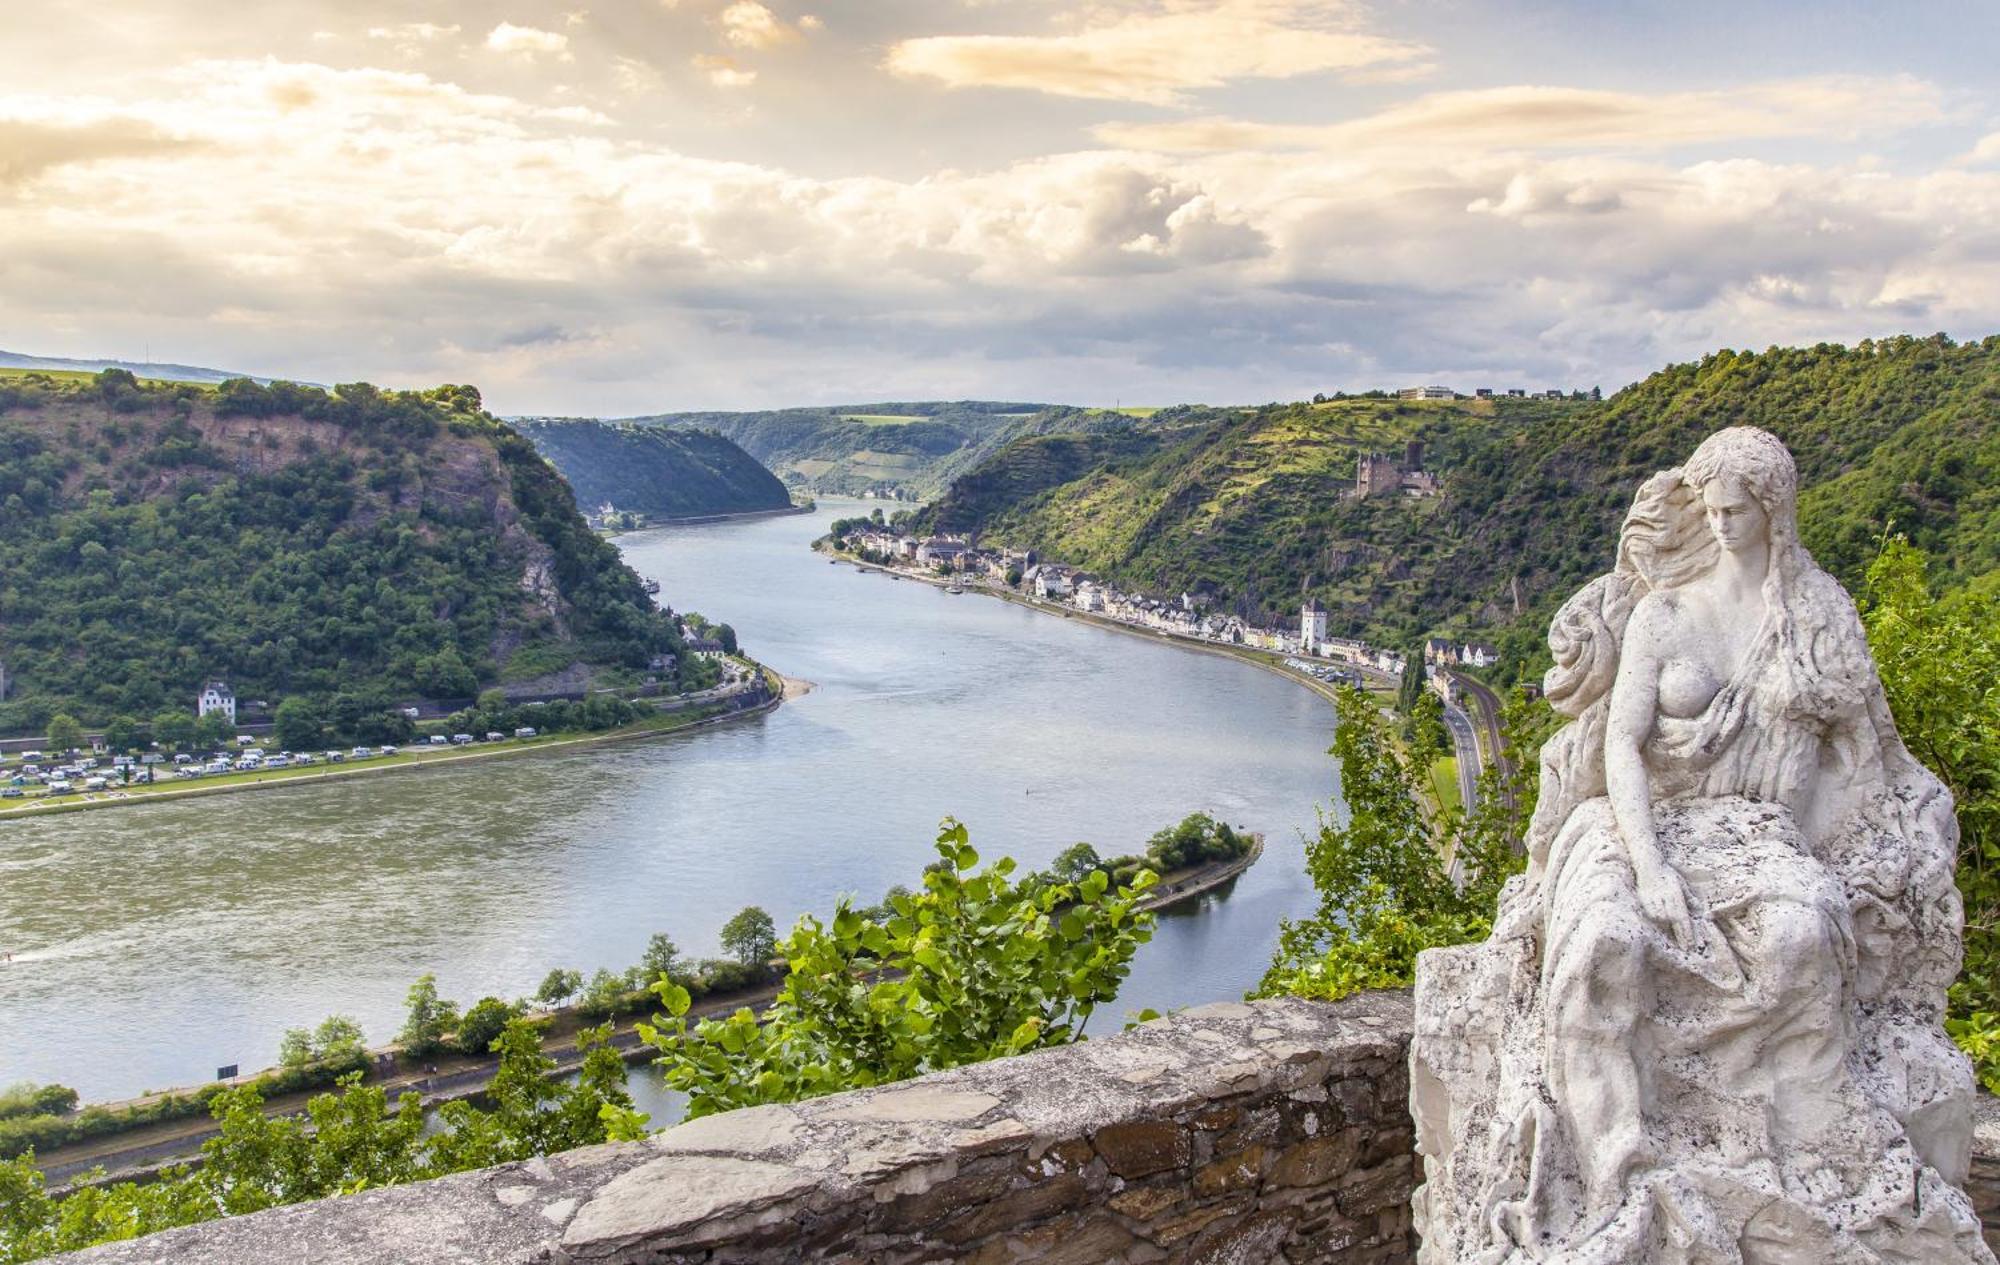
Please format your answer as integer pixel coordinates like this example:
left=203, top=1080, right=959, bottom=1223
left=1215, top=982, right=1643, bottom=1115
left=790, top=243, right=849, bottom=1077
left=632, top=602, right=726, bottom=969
left=1397, top=385, right=1603, bottom=401
left=838, top=528, right=1510, bottom=681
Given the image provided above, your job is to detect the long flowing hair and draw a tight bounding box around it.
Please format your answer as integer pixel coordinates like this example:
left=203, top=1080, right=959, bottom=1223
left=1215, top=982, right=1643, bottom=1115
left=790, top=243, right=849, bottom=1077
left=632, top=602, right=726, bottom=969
left=1525, top=427, right=1820, bottom=869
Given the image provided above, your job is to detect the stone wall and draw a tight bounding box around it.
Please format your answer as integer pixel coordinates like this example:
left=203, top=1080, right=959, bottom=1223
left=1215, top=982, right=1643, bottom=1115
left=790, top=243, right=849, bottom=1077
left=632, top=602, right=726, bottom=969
left=64, top=991, right=2000, bottom=1263
left=70, top=992, right=1416, bottom=1265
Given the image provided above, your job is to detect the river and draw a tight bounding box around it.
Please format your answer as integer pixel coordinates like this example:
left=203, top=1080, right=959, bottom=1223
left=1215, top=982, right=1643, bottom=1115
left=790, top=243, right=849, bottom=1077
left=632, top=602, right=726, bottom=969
left=0, top=501, right=1337, bottom=1109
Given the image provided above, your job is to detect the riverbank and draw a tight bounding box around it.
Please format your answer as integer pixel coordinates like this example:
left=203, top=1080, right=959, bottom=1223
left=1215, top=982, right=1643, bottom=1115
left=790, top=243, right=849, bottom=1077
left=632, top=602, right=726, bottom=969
left=602, top=503, right=813, bottom=536
left=32, top=837, right=1261, bottom=1188
left=0, top=680, right=783, bottom=821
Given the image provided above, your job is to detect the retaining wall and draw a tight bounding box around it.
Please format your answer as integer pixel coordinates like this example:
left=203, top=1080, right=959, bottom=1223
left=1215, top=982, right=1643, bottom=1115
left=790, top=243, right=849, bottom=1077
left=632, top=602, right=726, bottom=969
left=64, top=990, right=2000, bottom=1263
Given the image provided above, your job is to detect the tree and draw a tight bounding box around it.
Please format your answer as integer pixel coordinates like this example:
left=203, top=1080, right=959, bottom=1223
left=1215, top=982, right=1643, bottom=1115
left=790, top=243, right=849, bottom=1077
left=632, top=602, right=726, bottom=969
left=1407, top=690, right=1451, bottom=771
left=535, top=968, right=582, bottom=1008
left=1257, top=686, right=1550, bottom=1003
left=44, top=714, right=82, bottom=754
left=639, top=819, right=1157, bottom=1119
left=1397, top=649, right=1425, bottom=714
left=152, top=710, right=197, bottom=751
left=278, top=1015, right=366, bottom=1070
left=396, top=974, right=458, bottom=1059
left=453, top=998, right=515, bottom=1057
left=102, top=715, right=143, bottom=753
left=1144, top=813, right=1246, bottom=870
left=1049, top=842, right=1104, bottom=884
left=576, top=969, right=630, bottom=1019
left=714, top=624, right=739, bottom=655
left=196, top=712, right=236, bottom=749
left=273, top=697, right=323, bottom=752
left=1860, top=538, right=2000, bottom=1093
left=638, top=933, right=681, bottom=984
left=716, top=907, right=776, bottom=967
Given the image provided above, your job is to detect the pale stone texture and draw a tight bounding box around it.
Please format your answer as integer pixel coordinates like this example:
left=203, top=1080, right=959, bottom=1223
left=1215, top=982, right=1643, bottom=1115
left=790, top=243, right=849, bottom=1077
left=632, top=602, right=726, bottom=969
left=1412, top=427, right=1996, bottom=1263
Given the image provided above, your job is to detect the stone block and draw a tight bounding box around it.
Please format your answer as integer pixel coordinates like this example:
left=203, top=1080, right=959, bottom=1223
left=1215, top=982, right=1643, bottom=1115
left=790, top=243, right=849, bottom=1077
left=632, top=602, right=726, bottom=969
left=1091, top=1120, right=1189, bottom=1180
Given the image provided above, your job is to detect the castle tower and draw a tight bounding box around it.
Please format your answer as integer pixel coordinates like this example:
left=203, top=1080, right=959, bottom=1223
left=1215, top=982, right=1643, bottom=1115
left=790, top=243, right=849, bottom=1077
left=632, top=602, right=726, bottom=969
left=1301, top=598, right=1328, bottom=651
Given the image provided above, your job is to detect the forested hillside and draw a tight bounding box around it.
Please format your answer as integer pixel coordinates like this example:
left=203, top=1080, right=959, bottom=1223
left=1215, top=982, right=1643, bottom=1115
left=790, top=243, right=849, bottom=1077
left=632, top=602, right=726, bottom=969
left=622, top=400, right=1118, bottom=498
left=0, top=371, right=696, bottom=732
left=514, top=419, right=791, bottom=519
left=918, top=336, right=2000, bottom=676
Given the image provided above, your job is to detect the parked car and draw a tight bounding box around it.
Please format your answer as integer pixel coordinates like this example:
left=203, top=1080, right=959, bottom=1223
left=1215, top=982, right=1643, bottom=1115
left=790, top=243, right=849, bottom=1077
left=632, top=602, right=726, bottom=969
left=47, top=780, right=73, bottom=795
left=2, top=788, right=22, bottom=799
left=351, top=747, right=372, bottom=759
left=514, top=727, right=537, bottom=739
left=84, top=776, right=109, bottom=791
left=485, top=732, right=505, bottom=742
left=428, top=734, right=449, bottom=746
left=451, top=733, right=473, bottom=745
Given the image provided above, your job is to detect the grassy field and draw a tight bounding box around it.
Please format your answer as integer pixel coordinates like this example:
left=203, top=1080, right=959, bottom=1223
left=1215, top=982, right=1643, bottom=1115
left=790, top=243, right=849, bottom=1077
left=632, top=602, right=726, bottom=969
left=1429, top=754, right=1462, bottom=817
left=0, top=366, right=219, bottom=388
left=1089, top=406, right=1162, bottom=417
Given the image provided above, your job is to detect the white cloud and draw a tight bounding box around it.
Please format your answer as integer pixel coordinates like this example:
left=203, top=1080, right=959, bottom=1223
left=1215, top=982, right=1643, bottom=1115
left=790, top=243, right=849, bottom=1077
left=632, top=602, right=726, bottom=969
left=485, top=22, right=571, bottom=59
left=716, top=2, right=811, bottom=50
left=368, top=23, right=461, bottom=44
left=693, top=54, right=758, bottom=88
left=885, top=0, right=1427, bottom=105
left=1094, top=77, right=1952, bottom=154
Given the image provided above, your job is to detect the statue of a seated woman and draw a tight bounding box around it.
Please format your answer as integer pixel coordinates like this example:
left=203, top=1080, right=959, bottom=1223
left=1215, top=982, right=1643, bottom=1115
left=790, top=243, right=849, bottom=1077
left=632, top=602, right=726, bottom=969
left=1411, top=427, right=1994, bottom=1263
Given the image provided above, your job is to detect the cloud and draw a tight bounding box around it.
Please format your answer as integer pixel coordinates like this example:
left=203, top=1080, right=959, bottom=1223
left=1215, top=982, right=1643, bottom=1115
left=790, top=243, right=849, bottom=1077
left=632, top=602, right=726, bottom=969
left=1965, top=131, right=2000, bottom=166
left=1094, top=76, right=1952, bottom=154
left=693, top=54, right=757, bottom=88
left=717, top=2, right=795, bottom=50
left=0, top=57, right=1995, bottom=413
left=0, top=116, right=191, bottom=189
left=367, top=23, right=461, bottom=45
left=485, top=22, right=571, bottom=59
left=885, top=0, right=1426, bottom=105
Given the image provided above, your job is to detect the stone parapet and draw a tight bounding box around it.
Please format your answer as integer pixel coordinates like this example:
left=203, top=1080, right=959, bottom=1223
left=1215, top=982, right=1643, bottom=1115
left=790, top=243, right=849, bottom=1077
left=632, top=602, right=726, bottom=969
left=59, top=990, right=2000, bottom=1262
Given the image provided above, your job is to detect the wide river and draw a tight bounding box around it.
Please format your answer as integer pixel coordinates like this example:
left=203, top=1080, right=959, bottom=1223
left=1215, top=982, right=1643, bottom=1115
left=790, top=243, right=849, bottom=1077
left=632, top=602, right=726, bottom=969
left=0, top=501, right=1338, bottom=1106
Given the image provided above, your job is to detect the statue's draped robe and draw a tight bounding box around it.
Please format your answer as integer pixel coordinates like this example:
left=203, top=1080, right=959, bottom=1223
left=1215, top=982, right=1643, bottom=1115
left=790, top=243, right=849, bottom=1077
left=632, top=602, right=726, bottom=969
left=1411, top=565, right=1992, bottom=1264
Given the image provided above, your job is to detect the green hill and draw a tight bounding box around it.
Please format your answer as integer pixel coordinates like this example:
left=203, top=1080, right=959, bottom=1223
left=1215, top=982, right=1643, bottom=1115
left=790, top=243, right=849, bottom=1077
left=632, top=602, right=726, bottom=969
left=620, top=400, right=1085, bottom=499
left=0, top=371, right=702, bottom=732
left=513, top=419, right=792, bottom=520
left=915, top=335, right=2000, bottom=676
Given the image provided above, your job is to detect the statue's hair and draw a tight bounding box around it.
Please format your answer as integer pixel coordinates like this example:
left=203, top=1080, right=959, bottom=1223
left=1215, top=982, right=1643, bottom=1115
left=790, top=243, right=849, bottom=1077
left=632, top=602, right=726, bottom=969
left=1682, top=425, right=1798, bottom=521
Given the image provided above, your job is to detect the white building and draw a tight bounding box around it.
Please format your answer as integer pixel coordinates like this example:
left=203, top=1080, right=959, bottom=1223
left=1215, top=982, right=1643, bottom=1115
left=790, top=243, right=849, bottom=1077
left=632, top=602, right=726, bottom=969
left=1073, top=582, right=1105, bottom=613
left=197, top=681, right=236, bottom=723
left=1300, top=599, right=1328, bottom=653
left=1397, top=385, right=1455, bottom=400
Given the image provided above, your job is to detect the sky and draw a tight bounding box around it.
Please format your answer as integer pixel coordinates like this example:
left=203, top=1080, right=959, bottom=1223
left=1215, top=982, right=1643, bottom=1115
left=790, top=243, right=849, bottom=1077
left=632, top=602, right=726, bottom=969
left=2, top=1, right=1998, bottom=415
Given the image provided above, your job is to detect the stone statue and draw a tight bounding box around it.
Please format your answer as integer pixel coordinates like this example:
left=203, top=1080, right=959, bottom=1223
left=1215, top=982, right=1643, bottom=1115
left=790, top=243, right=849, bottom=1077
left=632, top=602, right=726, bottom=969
left=1410, top=427, right=1995, bottom=1263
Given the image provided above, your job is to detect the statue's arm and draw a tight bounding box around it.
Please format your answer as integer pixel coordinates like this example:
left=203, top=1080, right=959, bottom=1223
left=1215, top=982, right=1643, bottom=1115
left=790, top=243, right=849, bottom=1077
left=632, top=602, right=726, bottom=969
left=1605, top=597, right=1697, bottom=942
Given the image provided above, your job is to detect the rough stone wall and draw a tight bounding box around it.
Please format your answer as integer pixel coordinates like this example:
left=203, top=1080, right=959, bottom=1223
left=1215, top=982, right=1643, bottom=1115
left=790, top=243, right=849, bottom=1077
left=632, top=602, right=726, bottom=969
left=60, top=991, right=2000, bottom=1264
left=67, top=993, right=1417, bottom=1265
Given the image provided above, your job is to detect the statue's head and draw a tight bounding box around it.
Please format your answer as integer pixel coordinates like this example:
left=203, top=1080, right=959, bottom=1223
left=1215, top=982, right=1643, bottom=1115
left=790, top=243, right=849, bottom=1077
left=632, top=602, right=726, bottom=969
left=1681, top=427, right=1797, bottom=559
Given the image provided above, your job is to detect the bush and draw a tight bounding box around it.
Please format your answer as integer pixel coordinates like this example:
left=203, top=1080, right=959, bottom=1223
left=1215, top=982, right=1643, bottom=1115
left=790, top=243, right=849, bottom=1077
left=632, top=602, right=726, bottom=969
left=453, top=998, right=517, bottom=1057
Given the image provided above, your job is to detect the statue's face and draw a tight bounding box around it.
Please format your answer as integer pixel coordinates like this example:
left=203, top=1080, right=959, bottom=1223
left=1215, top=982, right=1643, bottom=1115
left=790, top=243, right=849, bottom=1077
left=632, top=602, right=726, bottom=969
left=1701, top=476, right=1767, bottom=554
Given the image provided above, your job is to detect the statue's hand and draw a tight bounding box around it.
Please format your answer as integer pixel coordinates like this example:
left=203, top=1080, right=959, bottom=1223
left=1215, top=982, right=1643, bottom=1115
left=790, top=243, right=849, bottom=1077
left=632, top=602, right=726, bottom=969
left=1633, top=853, right=1698, bottom=948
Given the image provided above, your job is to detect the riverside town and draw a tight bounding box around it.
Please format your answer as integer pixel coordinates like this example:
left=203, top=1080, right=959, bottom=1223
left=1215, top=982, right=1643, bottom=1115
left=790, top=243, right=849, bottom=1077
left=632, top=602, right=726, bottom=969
left=2, top=4, right=1999, bottom=1263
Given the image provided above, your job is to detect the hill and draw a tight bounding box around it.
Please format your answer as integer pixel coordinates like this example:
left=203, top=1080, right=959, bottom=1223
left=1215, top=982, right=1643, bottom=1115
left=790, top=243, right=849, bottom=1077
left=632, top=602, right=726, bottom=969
left=621, top=400, right=1090, bottom=499
left=0, top=371, right=701, bottom=732
left=513, top=419, right=792, bottom=520
left=0, top=349, right=272, bottom=385
left=915, top=335, right=2000, bottom=677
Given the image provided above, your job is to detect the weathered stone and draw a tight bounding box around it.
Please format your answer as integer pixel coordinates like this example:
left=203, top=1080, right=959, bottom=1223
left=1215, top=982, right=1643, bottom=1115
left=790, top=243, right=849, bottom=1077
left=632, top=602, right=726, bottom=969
left=1108, top=1182, right=1187, bottom=1220
left=561, top=1155, right=820, bottom=1255
left=1270, top=1131, right=1363, bottom=1189
left=1187, top=1208, right=1297, bottom=1265
left=1148, top=1195, right=1251, bottom=1246
left=819, top=1085, right=1001, bottom=1125
left=1193, top=1144, right=1269, bottom=1195
left=942, top=1173, right=1092, bottom=1244
left=1091, top=1120, right=1189, bottom=1179
left=651, top=1103, right=807, bottom=1158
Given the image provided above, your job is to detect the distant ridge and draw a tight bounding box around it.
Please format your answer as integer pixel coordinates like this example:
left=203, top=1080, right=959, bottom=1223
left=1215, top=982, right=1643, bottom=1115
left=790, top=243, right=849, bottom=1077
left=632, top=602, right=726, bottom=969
left=0, top=348, right=281, bottom=385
